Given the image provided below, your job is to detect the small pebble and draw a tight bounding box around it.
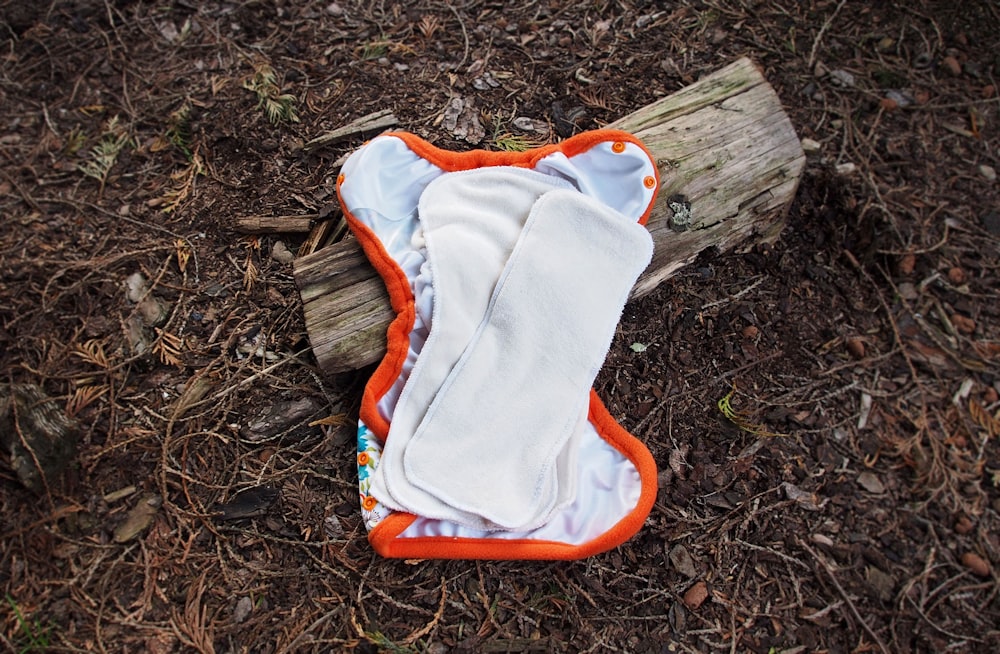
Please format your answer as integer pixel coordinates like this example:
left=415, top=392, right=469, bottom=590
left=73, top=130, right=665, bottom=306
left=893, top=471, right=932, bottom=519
left=846, top=337, right=865, bottom=359
left=835, top=162, right=856, bottom=176
left=942, top=55, right=962, bottom=76
left=233, top=596, right=253, bottom=623
left=897, top=282, right=918, bottom=300
left=741, top=325, right=759, bottom=339
left=801, top=137, right=821, bottom=154
left=829, top=69, right=855, bottom=87
left=885, top=89, right=912, bottom=107
left=979, top=165, right=996, bottom=182
left=857, top=471, right=885, bottom=494
left=960, top=552, right=990, bottom=578
left=898, top=253, right=916, bottom=275
left=326, top=2, right=343, bottom=16
left=984, top=386, right=999, bottom=404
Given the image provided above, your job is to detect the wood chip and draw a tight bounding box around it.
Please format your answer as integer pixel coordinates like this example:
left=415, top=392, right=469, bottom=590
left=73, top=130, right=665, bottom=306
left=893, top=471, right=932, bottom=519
left=865, top=566, right=895, bottom=602
left=240, top=397, right=323, bottom=442
left=113, top=493, right=162, bottom=543
left=303, top=109, right=397, bottom=151
left=668, top=544, right=698, bottom=578
left=781, top=482, right=827, bottom=511
left=214, top=486, right=280, bottom=521
left=857, top=471, right=885, bottom=494
left=682, top=581, right=709, bottom=610
left=857, top=392, right=873, bottom=430
left=441, top=96, right=485, bottom=144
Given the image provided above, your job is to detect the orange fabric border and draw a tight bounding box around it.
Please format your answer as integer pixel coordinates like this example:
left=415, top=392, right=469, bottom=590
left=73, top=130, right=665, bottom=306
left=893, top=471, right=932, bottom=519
left=337, top=130, right=659, bottom=559
left=368, top=389, right=658, bottom=560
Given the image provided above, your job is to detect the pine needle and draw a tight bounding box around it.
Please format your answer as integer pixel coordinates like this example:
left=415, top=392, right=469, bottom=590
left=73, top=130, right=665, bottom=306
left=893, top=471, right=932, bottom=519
left=718, top=383, right=784, bottom=438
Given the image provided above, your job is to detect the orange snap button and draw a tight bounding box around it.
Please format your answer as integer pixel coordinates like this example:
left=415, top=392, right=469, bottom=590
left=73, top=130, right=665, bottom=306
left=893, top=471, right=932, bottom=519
left=611, top=141, right=626, bottom=153
left=643, top=175, right=656, bottom=189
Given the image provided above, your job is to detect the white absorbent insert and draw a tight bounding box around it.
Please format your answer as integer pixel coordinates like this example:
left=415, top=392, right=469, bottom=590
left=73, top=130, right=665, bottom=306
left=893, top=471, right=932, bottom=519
left=368, top=166, right=653, bottom=530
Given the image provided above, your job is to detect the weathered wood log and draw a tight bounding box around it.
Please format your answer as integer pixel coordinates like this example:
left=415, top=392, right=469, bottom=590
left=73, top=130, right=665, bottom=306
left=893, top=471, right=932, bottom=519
left=295, top=57, right=805, bottom=374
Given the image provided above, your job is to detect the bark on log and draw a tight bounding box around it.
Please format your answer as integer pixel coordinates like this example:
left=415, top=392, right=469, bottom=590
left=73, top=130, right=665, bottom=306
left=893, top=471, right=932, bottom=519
left=294, top=57, right=805, bottom=374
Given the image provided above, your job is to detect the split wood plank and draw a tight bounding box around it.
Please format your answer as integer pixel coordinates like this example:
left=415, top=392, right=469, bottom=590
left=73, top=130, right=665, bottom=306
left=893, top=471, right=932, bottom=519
left=303, top=109, right=398, bottom=152
left=294, top=57, right=806, bottom=373
left=233, top=214, right=316, bottom=234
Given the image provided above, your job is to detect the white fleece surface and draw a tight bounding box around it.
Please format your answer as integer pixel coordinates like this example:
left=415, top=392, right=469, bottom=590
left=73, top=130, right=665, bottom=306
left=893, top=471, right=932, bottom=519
left=402, top=187, right=653, bottom=529
left=369, top=167, right=576, bottom=527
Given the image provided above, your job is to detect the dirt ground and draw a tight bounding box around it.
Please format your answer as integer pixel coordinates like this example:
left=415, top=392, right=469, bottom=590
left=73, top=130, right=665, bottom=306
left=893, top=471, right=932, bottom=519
left=2, top=1, right=999, bottom=652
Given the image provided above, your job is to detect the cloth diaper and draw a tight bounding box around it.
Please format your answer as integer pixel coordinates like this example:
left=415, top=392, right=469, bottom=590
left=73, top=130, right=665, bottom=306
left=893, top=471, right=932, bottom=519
left=338, top=129, right=660, bottom=559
